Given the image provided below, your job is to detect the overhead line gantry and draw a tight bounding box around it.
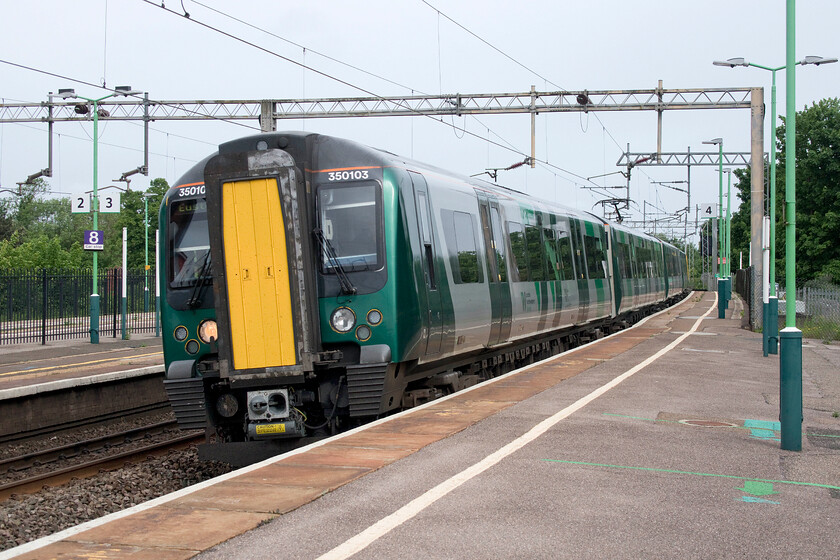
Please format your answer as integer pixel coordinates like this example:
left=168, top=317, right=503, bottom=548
left=0, top=84, right=765, bottom=328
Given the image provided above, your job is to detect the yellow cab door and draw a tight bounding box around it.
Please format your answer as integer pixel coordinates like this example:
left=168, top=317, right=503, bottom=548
left=221, top=177, right=297, bottom=369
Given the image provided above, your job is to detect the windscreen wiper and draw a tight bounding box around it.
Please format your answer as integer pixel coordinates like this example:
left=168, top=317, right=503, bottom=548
left=187, top=251, right=212, bottom=308
left=313, top=227, right=356, bottom=295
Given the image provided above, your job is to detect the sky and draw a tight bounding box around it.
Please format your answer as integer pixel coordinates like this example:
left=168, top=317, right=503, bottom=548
left=1, top=0, right=838, bottom=243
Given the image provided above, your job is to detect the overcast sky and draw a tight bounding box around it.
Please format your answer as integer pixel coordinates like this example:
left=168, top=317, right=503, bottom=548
left=1, top=0, right=838, bottom=240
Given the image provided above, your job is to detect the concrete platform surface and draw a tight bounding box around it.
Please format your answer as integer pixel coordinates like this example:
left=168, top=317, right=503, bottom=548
left=4, top=291, right=839, bottom=559
left=0, top=333, right=163, bottom=392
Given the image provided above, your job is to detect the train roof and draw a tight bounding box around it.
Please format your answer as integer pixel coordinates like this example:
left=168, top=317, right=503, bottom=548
left=166, top=131, right=683, bottom=253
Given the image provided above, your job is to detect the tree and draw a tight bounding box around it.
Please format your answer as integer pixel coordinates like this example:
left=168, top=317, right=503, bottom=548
left=0, top=178, right=89, bottom=268
left=101, top=178, right=169, bottom=270
left=728, top=98, right=840, bottom=286
left=0, top=232, right=85, bottom=268
left=0, top=177, right=169, bottom=270
left=728, top=167, right=751, bottom=268
left=777, top=98, right=840, bottom=284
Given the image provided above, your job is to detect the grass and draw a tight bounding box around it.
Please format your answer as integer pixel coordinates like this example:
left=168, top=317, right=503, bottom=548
left=799, top=317, right=840, bottom=343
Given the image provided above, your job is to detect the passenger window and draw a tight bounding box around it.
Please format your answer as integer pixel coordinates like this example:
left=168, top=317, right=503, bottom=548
left=453, top=211, right=482, bottom=284
left=442, top=210, right=483, bottom=284
left=525, top=225, right=545, bottom=281
left=490, top=208, right=507, bottom=283
left=557, top=234, right=573, bottom=281
left=584, top=234, right=606, bottom=279
left=543, top=228, right=560, bottom=281
left=507, top=222, right=528, bottom=282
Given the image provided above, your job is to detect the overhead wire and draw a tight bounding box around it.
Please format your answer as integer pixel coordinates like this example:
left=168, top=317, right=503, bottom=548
left=421, top=1, right=656, bottom=207
left=0, top=58, right=260, bottom=133
left=1, top=4, right=600, bottom=192
left=190, top=0, right=425, bottom=95
left=102, top=0, right=109, bottom=88
left=7, top=122, right=198, bottom=163
left=138, top=0, right=598, bottom=187
left=0, top=56, right=259, bottom=184
left=186, top=0, right=569, bottom=183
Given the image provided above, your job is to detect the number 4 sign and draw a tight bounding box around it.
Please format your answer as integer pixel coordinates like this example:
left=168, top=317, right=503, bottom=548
left=700, top=203, right=718, bottom=219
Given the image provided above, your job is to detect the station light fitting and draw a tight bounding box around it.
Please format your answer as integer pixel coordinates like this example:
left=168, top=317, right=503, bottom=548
left=114, top=85, right=141, bottom=95
left=801, top=55, right=838, bottom=66
left=714, top=55, right=837, bottom=69
left=713, top=57, right=748, bottom=68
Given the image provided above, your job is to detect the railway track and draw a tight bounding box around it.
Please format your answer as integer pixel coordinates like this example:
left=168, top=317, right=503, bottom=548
left=0, top=420, right=203, bottom=501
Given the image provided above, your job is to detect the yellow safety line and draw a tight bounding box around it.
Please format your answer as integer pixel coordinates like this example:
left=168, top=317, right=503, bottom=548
left=0, top=351, right=163, bottom=378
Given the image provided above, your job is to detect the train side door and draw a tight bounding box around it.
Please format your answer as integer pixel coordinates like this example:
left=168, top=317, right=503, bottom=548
left=410, top=172, right=442, bottom=355
left=477, top=192, right=512, bottom=346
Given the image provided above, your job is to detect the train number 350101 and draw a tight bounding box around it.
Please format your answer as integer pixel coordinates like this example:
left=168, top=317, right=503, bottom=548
left=178, top=185, right=206, bottom=197
left=327, top=170, right=370, bottom=181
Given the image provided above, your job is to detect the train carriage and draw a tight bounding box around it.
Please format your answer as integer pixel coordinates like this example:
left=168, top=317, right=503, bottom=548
left=158, top=131, right=688, bottom=462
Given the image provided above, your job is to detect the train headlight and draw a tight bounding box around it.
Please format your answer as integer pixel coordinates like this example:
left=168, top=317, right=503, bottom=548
left=174, top=325, right=188, bottom=341
left=198, top=319, right=218, bottom=343
left=366, top=309, right=382, bottom=326
left=215, top=394, right=239, bottom=418
left=330, top=307, right=356, bottom=333
left=356, top=325, right=372, bottom=342
left=185, top=340, right=200, bottom=355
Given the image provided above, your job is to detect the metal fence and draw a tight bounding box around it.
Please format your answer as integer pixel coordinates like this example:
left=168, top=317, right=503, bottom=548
left=779, top=284, right=840, bottom=341
left=0, top=268, right=159, bottom=345
left=779, top=283, right=840, bottom=342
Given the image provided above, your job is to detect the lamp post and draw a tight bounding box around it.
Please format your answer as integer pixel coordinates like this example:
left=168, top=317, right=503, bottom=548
left=703, top=138, right=726, bottom=318
left=713, top=55, right=836, bottom=355
left=723, top=168, right=733, bottom=279
left=143, top=191, right=155, bottom=313
left=780, top=0, right=801, bottom=451
left=58, top=86, right=140, bottom=344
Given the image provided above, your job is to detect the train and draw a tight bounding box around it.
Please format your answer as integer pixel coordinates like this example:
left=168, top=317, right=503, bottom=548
left=158, top=131, right=688, bottom=463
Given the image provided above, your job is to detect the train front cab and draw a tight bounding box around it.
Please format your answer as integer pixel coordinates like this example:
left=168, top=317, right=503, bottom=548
left=162, top=143, right=319, bottom=444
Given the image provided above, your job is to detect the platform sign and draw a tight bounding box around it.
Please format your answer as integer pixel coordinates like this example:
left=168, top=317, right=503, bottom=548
left=84, top=230, right=104, bottom=251
left=71, top=194, right=90, bottom=214
left=700, top=203, right=718, bottom=219
left=99, top=191, right=121, bottom=213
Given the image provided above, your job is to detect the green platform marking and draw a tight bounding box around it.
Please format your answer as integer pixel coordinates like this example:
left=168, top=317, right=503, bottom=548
left=738, top=480, right=778, bottom=497
left=543, top=459, right=840, bottom=491
left=744, top=419, right=781, bottom=442
left=602, top=413, right=840, bottom=439
left=741, top=496, right=780, bottom=505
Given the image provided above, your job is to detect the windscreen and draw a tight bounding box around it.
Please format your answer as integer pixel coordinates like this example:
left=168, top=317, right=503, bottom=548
left=318, top=184, right=382, bottom=272
left=169, top=198, right=211, bottom=288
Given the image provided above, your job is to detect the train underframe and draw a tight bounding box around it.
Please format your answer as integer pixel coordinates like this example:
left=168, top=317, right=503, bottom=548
left=172, top=291, right=688, bottom=465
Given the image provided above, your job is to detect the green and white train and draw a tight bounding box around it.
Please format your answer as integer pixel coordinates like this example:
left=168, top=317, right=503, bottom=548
left=159, top=132, right=687, bottom=461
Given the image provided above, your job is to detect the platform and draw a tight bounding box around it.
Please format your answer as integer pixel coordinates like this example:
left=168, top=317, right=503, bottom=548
left=0, top=333, right=163, bottom=393
left=4, top=291, right=839, bottom=559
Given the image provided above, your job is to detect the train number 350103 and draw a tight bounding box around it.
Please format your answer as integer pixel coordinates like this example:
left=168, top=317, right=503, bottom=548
left=327, top=170, right=370, bottom=181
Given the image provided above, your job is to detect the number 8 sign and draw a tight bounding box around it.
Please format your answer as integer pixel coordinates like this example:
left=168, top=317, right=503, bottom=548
left=84, top=230, right=104, bottom=251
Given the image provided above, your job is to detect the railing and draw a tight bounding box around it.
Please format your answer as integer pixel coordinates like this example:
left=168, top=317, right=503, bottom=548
left=0, top=268, right=159, bottom=345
